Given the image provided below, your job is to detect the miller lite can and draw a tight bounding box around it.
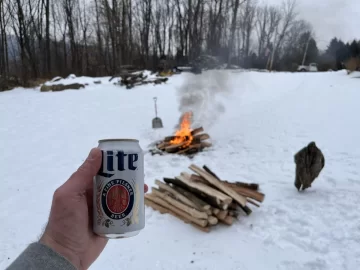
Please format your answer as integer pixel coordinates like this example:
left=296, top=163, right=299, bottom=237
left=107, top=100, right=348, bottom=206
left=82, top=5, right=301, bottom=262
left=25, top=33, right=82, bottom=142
left=93, top=139, right=144, bottom=238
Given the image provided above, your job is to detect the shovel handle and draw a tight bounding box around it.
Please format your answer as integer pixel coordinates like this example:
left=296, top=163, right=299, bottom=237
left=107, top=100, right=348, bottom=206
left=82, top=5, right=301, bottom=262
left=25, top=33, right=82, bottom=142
left=153, top=97, right=158, bottom=117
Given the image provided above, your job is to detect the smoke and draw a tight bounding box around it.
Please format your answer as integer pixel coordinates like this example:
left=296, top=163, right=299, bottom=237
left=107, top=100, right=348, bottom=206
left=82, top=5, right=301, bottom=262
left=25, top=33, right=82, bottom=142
left=175, top=70, right=232, bottom=129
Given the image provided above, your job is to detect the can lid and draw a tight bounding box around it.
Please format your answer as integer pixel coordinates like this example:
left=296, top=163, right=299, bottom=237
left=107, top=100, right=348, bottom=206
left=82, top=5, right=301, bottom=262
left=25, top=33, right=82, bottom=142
left=98, top=138, right=139, bottom=143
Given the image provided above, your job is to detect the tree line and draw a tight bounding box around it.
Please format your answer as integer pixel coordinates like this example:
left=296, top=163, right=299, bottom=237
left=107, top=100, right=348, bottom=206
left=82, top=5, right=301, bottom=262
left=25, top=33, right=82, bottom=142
left=0, top=0, right=359, bottom=83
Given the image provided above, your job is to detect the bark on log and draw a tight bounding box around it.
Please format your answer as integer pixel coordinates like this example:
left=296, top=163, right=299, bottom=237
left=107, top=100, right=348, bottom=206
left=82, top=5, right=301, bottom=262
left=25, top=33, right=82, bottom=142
left=145, top=198, right=210, bottom=232
left=155, top=180, right=201, bottom=210
left=145, top=194, right=208, bottom=227
left=189, top=164, right=247, bottom=207
left=222, top=180, right=259, bottom=191
left=152, top=188, right=208, bottom=219
left=176, top=174, right=232, bottom=210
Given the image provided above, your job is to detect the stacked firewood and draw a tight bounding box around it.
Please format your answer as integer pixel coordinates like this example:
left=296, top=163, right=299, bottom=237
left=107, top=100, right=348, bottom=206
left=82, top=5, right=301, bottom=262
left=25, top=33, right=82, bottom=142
left=145, top=164, right=265, bottom=232
left=151, top=127, right=212, bottom=157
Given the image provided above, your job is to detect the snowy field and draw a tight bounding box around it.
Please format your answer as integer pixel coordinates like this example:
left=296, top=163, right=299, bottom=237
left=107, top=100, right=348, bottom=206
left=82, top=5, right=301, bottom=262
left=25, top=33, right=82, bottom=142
left=1, top=70, right=360, bottom=270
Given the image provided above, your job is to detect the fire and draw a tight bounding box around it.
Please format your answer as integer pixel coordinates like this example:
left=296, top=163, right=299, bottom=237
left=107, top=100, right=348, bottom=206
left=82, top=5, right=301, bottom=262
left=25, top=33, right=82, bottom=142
left=170, top=112, right=193, bottom=148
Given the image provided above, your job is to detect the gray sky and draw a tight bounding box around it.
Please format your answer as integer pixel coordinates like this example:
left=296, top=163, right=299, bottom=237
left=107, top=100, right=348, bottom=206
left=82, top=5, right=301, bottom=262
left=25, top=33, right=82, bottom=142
left=268, top=0, right=360, bottom=49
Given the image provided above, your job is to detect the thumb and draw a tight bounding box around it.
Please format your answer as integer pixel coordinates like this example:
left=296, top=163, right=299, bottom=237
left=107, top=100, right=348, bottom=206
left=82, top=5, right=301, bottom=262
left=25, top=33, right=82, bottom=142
left=66, top=148, right=102, bottom=191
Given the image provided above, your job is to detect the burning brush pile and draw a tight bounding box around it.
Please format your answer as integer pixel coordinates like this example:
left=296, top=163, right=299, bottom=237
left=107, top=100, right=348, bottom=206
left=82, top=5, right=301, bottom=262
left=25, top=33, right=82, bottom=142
left=151, top=112, right=212, bottom=157
left=145, top=164, right=265, bottom=232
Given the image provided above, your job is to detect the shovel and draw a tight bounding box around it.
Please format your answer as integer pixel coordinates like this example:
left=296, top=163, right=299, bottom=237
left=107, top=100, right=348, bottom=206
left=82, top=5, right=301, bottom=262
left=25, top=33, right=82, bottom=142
left=152, top=97, right=163, bottom=129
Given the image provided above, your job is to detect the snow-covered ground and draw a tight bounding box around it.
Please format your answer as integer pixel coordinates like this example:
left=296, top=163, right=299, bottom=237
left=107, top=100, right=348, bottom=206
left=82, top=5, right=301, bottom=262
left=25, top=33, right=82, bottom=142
left=1, top=70, right=360, bottom=270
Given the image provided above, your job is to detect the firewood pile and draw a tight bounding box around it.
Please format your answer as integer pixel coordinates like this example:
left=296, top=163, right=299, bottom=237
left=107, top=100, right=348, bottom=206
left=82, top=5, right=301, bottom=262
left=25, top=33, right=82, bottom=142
left=145, top=164, right=265, bottom=232
left=110, top=71, right=168, bottom=89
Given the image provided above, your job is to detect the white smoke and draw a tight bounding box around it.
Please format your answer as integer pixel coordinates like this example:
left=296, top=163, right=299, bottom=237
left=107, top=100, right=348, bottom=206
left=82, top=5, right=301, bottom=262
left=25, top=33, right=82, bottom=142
left=175, top=70, right=231, bottom=129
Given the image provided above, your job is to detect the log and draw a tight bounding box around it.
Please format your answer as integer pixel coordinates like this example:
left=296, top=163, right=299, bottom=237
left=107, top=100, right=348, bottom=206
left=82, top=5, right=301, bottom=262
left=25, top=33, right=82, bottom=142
left=212, top=208, right=220, bottom=215
left=221, top=215, right=234, bottom=226
left=203, top=165, right=221, bottom=180
left=191, top=127, right=204, bottom=136
left=189, top=164, right=247, bottom=207
left=193, top=133, right=210, bottom=141
left=222, top=180, right=259, bottom=191
left=145, top=198, right=210, bottom=233
left=176, top=174, right=232, bottom=210
left=190, top=174, right=207, bottom=184
left=164, top=178, right=221, bottom=210
left=217, top=210, right=228, bottom=220
left=157, top=141, right=170, bottom=150
left=145, top=194, right=208, bottom=227
left=152, top=188, right=208, bottom=219
left=247, top=198, right=260, bottom=207
left=208, top=216, right=218, bottom=226
left=222, top=182, right=265, bottom=203
left=171, top=185, right=211, bottom=211
left=206, top=209, right=212, bottom=215
left=164, top=136, right=177, bottom=142
left=177, top=144, right=201, bottom=155
left=165, top=141, right=188, bottom=153
left=201, top=142, right=212, bottom=148
left=155, top=180, right=200, bottom=210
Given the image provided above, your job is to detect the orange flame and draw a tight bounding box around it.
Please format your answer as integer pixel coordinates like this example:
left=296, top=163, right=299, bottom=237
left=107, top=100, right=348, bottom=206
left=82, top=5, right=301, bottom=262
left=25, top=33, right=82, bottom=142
left=170, top=112, right=193, bottom=148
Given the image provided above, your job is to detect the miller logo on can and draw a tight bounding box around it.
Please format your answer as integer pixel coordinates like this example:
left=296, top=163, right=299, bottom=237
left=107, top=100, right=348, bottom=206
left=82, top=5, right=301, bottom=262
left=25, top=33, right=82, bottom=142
left=93, top=139, right=144, bottom=239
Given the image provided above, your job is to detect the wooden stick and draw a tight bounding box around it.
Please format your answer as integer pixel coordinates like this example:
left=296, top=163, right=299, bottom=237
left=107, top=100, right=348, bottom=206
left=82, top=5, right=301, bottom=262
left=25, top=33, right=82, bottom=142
left=189, top=164, right=247, bottom=207
left=203, top=165, right=221, bottom=180
left=208, top=216, right=218, bottom=225
left=171, top=185, right=211, bottom=211
left=247, top=198, right=260, bottom=207
left=164, top=178, right=220, bottom=210
left=191, top=127, right=204, bottom=136
left=222, top=182, right=265, bottom=203
left=221, top=215, right=234, bottom=226
left=145, top=198, right=210, bottom=233
left=212, top=208, right=220, bottom=215
left=190, top=174, right=207, bottom=184
left=177, top=144, right=201, bottom=155
left=176, top=174, right=232, bottom=210
left=201, top=142, right=212, bottom=148
left=193, top=133, right=210, bottom=141
left=155, top=180, right=200, bottom=210
left=217, top=210, right=228, bottom=220
left=165, top=141, right=188, bottom=153
left=145, top=194, right=208, bottom=227
left=152, top=188, right=209, bottom=219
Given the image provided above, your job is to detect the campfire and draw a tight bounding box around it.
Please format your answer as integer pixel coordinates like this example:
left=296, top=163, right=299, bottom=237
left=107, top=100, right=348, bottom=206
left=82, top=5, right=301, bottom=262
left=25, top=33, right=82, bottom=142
left=151, top=112, right=212, bottom=157
left=145, top=164, right=265, bottom=232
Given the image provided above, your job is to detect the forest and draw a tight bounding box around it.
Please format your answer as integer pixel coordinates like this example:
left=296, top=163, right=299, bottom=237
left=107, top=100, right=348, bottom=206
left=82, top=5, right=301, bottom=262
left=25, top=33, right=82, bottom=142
left=0, top=0, right=359, bottom=83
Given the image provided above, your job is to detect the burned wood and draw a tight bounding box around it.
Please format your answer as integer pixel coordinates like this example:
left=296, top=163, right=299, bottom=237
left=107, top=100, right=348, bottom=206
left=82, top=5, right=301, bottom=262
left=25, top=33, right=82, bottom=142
left=191, top=127, right=204, bottom=136
left=194, top=133, right=210, bottom=141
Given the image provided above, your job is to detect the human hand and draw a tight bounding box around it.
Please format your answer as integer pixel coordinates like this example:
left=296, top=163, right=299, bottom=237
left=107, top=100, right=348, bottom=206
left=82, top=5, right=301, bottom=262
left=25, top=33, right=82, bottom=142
left=40, top=148, right=148, bottom=269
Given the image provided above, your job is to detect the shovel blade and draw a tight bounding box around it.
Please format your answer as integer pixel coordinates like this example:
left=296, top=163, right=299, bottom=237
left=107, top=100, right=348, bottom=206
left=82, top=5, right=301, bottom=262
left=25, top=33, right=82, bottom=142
left=152, top=117, right=163, bottom=129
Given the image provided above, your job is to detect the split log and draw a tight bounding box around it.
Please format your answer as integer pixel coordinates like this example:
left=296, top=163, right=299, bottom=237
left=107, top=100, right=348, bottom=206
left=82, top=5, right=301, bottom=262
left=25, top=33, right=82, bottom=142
left=201, top=142, right=212, bottom=148
left=165, top=141, right=188, bottom=153
left=189, top=164, right=247, bottom=207
left=221, top=180, right=259, bottom=191
left=221, top=215, right=234, bottom=226
left=222, top=182, right=265, bottom=203
left=166, top=182, right=211, bottom=210
left=177, top=144, right=201, bottom=155
left=164, top=177, right=226, bottom=210
left=176, top=174, right=232, bottom=210
left=145, top=194, right=208, bottom=228
left=217, top=210, right=228, bottom=220
left=190, top=174, right=207, bottom=184
left=203, top=165, right=221, bottom=180
left=157, top=142, right=170, bottom=150
left=208, top=216, right=218, bottom=226
left=247, top=198, right=260, bottom=207
left=155, top=180, right=200, bottom=210
left=145, top=198, right=210, bottom=233
left=193, top=133, right=210, bottom=141
left=191, top=127, right=204, bottom=136
left=164, top=136, right=177, bottom=142
left=206, top=209, right=212, bottom=215
left=152, top=188, right=208, bottom=219
left=212, top=208, right=220, bottom=215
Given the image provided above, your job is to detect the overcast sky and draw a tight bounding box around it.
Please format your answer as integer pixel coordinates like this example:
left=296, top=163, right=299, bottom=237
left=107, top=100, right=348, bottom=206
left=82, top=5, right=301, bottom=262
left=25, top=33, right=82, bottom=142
left=268, top=0, right=360, bottom=49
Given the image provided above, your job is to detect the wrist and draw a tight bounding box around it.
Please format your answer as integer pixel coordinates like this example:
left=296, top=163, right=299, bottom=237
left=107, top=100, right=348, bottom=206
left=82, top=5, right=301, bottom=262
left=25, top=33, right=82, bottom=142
left=40, top=233, right=81, bottom=270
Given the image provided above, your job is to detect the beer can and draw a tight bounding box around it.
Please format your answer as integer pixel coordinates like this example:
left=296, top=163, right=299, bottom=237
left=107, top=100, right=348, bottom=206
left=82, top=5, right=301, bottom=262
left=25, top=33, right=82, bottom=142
left=93, top=139, right=144, bottom=239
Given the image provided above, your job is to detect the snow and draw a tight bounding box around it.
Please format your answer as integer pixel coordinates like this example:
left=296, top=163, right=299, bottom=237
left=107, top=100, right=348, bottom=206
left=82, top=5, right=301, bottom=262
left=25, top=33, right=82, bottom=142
left=1, top=70, right=360, bottom=270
